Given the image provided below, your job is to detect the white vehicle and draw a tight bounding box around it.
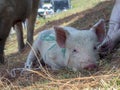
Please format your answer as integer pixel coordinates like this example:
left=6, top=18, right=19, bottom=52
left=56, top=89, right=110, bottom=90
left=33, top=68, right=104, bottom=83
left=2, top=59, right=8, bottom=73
left=42, top=4, right=53, bottom=10
left=38, top=4, right=54, bottom=18
left=42, top=4, right=54, bottom=16
left=38, top=8, right=46, bottom=17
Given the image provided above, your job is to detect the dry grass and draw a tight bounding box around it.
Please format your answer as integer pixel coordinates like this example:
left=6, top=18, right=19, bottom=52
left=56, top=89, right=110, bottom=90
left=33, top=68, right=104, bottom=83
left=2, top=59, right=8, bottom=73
left=0, top=68, right=119, bottom=90
left=0, top=0, right=120, bottom=90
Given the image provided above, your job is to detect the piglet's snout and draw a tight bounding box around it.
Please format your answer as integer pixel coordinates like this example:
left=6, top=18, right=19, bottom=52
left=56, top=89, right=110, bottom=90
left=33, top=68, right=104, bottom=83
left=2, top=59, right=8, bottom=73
left=81, top=56, right=98, bottom=70
left=84, top=64, right=97, bottom=70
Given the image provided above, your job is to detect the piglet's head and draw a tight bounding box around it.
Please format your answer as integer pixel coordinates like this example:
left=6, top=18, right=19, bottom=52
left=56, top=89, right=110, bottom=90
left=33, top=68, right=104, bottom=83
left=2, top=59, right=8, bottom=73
left=54, top=19, right=105, bottom=71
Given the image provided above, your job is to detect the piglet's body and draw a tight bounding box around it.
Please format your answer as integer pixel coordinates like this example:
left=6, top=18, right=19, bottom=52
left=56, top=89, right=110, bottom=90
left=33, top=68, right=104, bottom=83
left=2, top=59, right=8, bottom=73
left=25, top=19, right=105, bottom=71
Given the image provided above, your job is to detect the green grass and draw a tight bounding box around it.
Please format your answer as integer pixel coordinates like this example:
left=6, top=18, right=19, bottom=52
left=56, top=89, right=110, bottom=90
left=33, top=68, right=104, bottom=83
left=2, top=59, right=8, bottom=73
left=35, top=0, right=103, bottom=29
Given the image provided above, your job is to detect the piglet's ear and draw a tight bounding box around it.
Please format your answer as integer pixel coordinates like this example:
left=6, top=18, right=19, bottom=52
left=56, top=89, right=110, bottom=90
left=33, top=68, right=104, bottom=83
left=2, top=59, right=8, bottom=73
left=92, top=19, right=106, bottom=42
left=54, top=26, right=69, bottom=48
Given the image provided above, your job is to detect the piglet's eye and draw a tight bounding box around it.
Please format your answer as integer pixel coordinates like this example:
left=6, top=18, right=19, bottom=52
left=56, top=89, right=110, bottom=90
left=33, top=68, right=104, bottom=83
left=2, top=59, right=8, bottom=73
left=72, top=49, right=78, bottom=53
left=94, top=46, right=97, bottom=50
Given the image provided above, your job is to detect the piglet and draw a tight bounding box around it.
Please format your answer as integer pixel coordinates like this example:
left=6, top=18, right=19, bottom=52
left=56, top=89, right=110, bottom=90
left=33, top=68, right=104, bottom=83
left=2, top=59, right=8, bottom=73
left=25, top=19, right=105, bottom=71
